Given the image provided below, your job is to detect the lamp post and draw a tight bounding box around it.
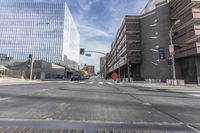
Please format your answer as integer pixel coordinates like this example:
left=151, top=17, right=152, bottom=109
left=30, top=22, right=50, bottom=80
left=30, top=22, right=36, bottom=80
left=127, top=58, right=131, bottom=82
left=169, top=19, right=180, bottom=80
left=118, top=58, right=121, bottom=81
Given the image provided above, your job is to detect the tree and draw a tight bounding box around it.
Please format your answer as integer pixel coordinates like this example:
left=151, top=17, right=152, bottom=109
left=79, top=69, right=88, bottom=77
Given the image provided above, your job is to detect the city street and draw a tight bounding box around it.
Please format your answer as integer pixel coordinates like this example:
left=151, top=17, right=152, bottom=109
left=0, top=77, right=200, bottom=131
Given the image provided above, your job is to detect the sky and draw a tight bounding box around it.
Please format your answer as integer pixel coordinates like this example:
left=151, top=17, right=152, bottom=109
left=2, top=0, right=149, bottom=72
left=66, top=0, right=149, bottom=72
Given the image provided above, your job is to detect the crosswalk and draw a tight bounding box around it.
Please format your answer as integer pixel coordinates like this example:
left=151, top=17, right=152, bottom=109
left=168, top=89, right=200, bottom=98
left=68, top=81, right=114, bottom=85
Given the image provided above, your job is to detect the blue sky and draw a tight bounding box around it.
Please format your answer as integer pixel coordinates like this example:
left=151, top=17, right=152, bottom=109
left=67, top=0, right=148, bottom=72
left=1, top=0, right=149, bottom=72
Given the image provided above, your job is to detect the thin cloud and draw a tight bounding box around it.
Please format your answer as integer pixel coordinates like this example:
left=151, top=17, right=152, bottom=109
left=78, top=24, right=113, bottom=39
left=67, top=0, right=148, bottom=72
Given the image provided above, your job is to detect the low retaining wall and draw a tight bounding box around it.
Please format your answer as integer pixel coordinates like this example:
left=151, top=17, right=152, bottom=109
left=166, top=79, right=185, bottom=86
left=145, top=79, right=162, bottom=83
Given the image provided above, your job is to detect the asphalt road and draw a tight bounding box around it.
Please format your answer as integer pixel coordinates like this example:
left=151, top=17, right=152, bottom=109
left=0, top=77, right=200, bottom=131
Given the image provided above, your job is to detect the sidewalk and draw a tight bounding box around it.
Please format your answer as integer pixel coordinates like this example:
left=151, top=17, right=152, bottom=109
left=133, top=82, right=200, bottom=90
left=114, top=80, right=200, bottom=90
left=0, top=77, right=45, bottom=86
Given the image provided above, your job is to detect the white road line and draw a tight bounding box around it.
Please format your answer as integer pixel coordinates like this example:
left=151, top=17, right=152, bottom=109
left=35, top=89, right=49, bottom=93
left=142, top=102, right=152, bottom=106
left=188, top=94, right=200, bottom=97
left=89, top=82, right=94, bottom=84
left=106, top=82, right=113, bottom=85
left=79, top=82, right=85, bottom=84
left=0, top=97, right=9, bottom=101
left=171, top=90, right=200, bottom=93
left=98, top=82, right=103, bottom=85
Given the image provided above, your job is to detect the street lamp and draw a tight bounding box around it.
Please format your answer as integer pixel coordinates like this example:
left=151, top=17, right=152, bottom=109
left=30, top=22, right=50, bottom=80
left=118, top=57, right=122, bottom=81
left=169, top=19, right=180, bottom=80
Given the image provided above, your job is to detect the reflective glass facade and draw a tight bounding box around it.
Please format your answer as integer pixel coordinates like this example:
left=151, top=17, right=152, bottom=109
left=0, top=0, right=80, bottom=64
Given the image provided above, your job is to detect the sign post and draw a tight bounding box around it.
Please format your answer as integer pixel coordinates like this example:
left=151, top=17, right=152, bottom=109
left=169, top=44, right=175, bottom=56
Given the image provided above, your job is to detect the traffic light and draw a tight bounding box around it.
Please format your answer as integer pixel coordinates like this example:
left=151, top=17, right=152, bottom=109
left=27, top=54, right=32, bottom=69
left=168, top=58, right=172, bottom=66
left=85, top=53, right=91, bottom=56
left=159, top=48, right=165, bottom=60
left=80, top=48, right=85, bottom=55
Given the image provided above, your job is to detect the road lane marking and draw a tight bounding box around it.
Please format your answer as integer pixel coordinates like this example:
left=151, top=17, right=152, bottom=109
left=186, top=124, right=200, bottom=133
left=142, top=102, right=152, bottom=106
left=171, top=90, right=200, bottom=93
left=0, top=97, right=9, bottom=101
left=106, top=82, right=113, bottom=85
left=89, top=82, right=94, bottom=84
left=79, top=82, right=85, bottom=84
left=188, top=94, right=200, bottom=97
left=98, top=82, right=103, bottom=85
left=35, top=89, right=49, bottom=93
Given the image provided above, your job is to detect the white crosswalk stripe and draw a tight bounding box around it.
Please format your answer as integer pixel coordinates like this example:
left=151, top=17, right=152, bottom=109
left=68, top=81, right=115, bottom=85
left=89, top=82, right=94, bottom=84
left=0, top=97, right=9, bottom=101
left=98, top=82, right=103, bottom=85
left=168, top=90, right=200, bottom=98
left=188, top=94, right=200, bottom=97
left=106, top=82, right=113, bottom=85
left=170, top=90, right=200, bottom=93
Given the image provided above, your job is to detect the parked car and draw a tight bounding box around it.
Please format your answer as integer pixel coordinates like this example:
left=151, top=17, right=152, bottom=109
left=71, top=74, right=81, bottom=81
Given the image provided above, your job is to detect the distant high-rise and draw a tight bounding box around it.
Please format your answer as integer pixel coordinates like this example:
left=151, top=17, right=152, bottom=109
left=0, top=0, right=80, bottom=64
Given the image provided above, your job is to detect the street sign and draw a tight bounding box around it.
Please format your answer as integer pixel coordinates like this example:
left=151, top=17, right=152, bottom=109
left=80, top=48, right=85, bottom=55
left=168, top=58, right=172, bottom=65
left=85, top=53, right=91, bottom=56
left=169, top=45, right=175, bottom=56
left=27, top=54, right=32, bottom=69
left=158, top=48, right=165, bottom=60
left=111, top=73, right=118, bottom=80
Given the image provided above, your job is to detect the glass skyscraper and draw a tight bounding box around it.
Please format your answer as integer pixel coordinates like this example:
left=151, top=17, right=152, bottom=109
left=0, top=0, right=80, bottom=64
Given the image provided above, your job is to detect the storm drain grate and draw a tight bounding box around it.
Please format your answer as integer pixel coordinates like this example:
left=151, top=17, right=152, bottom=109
left=0, top=128, right=84, bottom=133
left=97, top=130, right=187, bottom=133
left=0, top=128, right=189, bottom=133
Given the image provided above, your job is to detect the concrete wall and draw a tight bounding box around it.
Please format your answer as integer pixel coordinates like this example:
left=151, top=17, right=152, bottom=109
left=6, top=60, right=66, bottom=79
left=179, top=56, right=200, bottom=84
left=197, top=57, right=200, bottom=84
left=140, top=3, right=175, bottom=81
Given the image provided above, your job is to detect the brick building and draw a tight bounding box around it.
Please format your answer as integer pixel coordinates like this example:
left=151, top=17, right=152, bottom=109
left=102, top=0, right=200, bottom=84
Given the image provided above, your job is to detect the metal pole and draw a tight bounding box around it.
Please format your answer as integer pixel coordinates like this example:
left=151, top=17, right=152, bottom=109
left=85, top=50, right=106, bottom=55
left=30, top=55, right=33, bottom=80
left=118, top=62, right=120, bottom=81
left=127, top=59, right=130, bottom=82
left=30, top=22, right=36, bottom=80
left=105, top=62, right=107, bottom=79
left=169, top=29, right=176, bottom=80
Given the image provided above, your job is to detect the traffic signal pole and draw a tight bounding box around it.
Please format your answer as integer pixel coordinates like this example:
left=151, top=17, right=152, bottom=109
left=127, top=59, right=131, bottom=82
left=30, top=22, right=36, bottom=80
left=168, top=20, right=180, bottom=81
left=169, top=30, right=176, bottom=80
left=30, top=55, right=34, bottom=80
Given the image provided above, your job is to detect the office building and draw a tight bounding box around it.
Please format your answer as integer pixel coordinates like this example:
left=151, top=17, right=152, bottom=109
left=170, top=0, right=200, bottom=83
left=106, top=16, right=141, bottom=81
left=0, top=0, right=80, bottom=66
left=100, top=56, right=107, bottom=78
left=82, top=65, right=95, bottom=75
left=0, top=54, right=13, bottom=63
left=140, top=0, right=173, bottom=81
left=104, top=0, right=200, bottom=84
